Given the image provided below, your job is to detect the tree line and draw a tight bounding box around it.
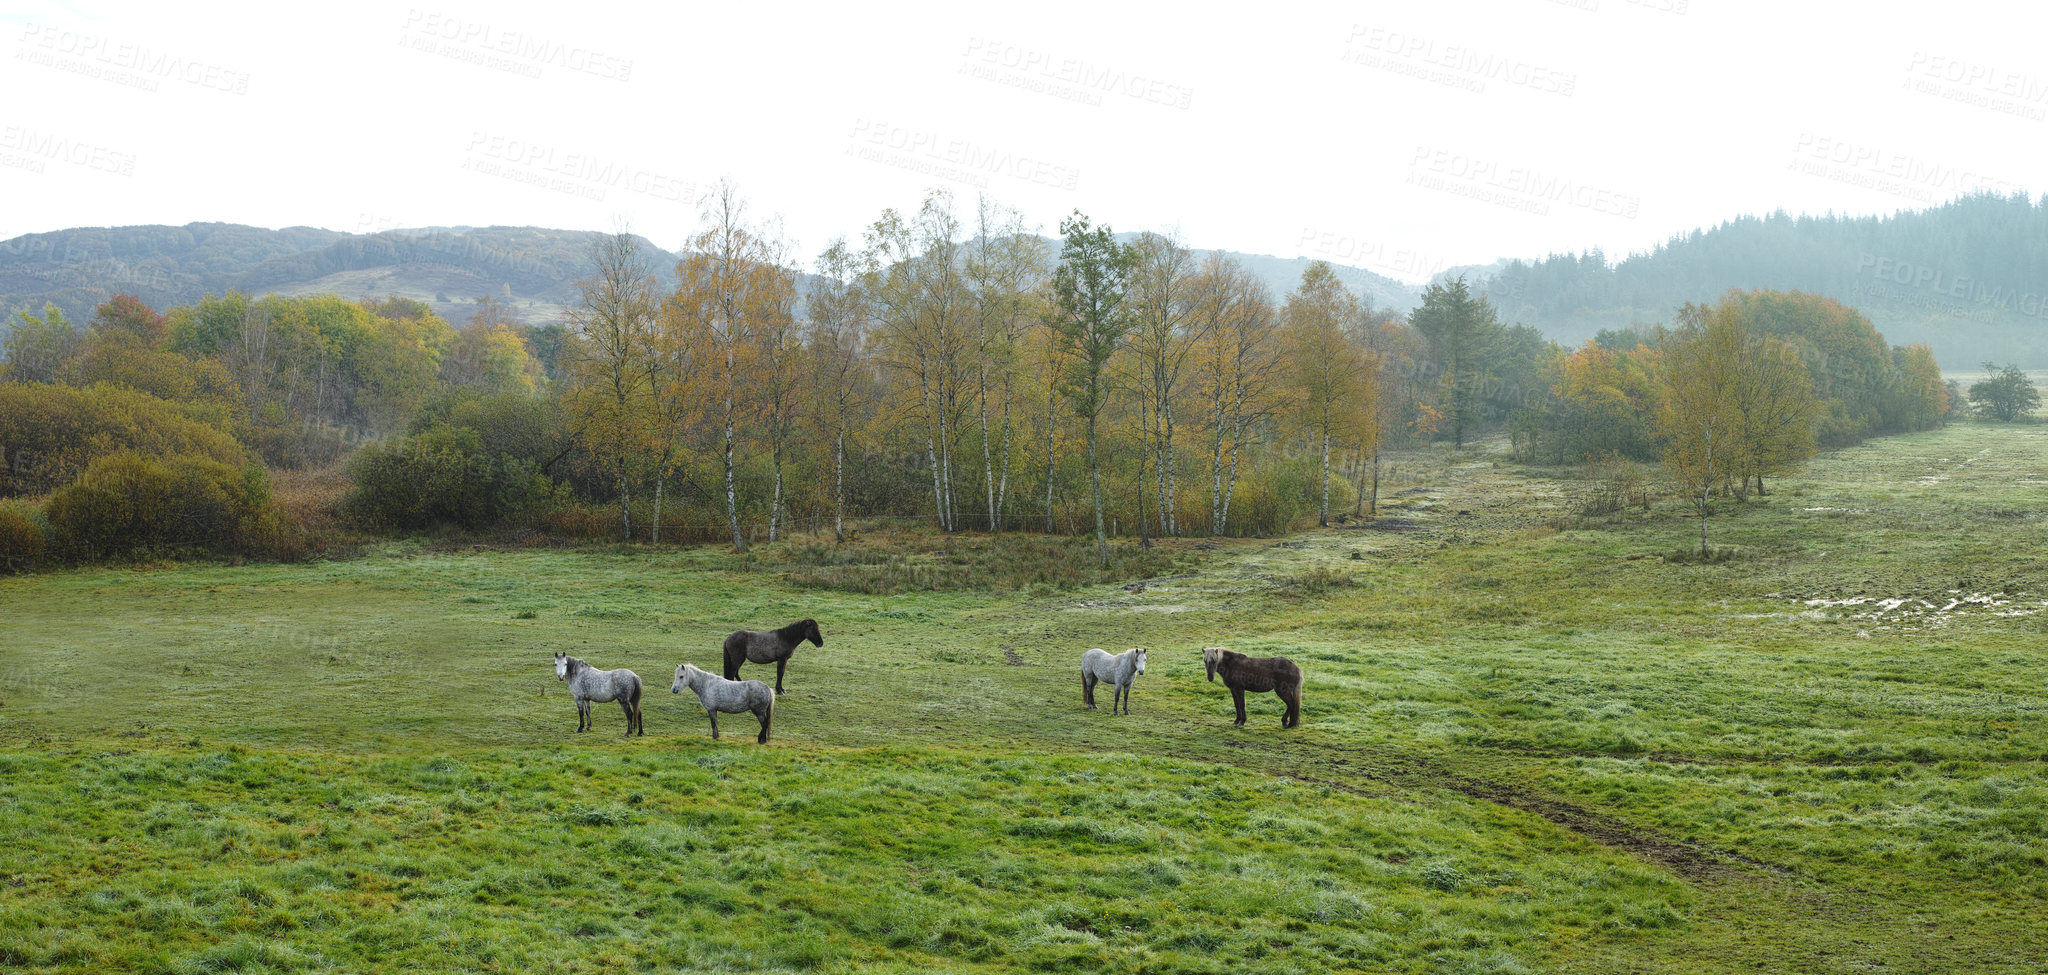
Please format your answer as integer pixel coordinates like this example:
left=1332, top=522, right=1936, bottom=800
left=1483, top=191, right=2048, bottom=368
left=1, top=183, right=1986, bottom=571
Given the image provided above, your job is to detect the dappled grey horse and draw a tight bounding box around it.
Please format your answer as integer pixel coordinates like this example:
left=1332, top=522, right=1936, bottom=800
left=1081, top=647, right=1147, bottom=715
left=672, top=663, right=775, bottom=744
left=723, top=619, right=823, bottom=695
left=555, top=652, right=643, bottom=736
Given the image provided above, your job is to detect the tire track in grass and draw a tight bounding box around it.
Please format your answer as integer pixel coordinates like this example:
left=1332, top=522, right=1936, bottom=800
left=1131, top=713, right=1791, bottom=884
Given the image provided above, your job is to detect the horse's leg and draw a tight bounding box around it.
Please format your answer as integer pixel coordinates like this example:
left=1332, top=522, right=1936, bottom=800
left=619, top=698, right=633, bottom=736
left=775, top=657, right=787, bottom=696
left=756, top=704, right=771, bottom=744
left=577, top=698, right=588, bottom=733
left=706, top=708, right=720, bottom=740
left=1281, top=689, right=1298, bottom=728
left=1082, top=672, right=1096, bottom=709
left=1118, top=680, right=1130, bottom=715
left=1232, top=687, right=1247, bottom=726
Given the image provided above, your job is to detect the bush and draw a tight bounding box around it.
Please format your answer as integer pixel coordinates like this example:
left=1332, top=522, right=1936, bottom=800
left=1575, top=453, right=1652, bottom=516
left=1215, top=461, right=1313, bottom=538
left=345, top=425, right=557, bottom=531
left=0, top=382, right=250, bottom=496
left=0, top=504, right=46, bottom=573
left=407, top=389, right=565, bottom=467
left=45, top=452, right=276, bottom=561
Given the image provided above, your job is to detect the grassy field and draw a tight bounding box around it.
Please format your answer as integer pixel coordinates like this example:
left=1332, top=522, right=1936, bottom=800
left=3, top=421, right=2044, bottom=973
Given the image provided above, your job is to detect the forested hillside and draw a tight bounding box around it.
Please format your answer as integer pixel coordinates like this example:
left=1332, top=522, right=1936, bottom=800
left=0, top=223, right=681, bottom=331
left=0, top=223, right=1417, bottom=345
left=1478, top=192, right=2048, bottom=366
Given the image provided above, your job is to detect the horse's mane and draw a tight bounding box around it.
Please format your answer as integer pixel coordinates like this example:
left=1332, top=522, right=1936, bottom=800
left=774, top=619, right=818, bottom=640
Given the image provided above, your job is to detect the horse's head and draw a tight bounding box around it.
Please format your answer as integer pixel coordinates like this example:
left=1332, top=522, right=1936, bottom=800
left=1202, top=646, right=1224, bottom=682
left=803, top=619, right=823, bottom=647
left=671, top=663, right=700, bottom=694
left=1131, top=647, right=1147, bottom=676
left=554, top=652, right=571, bottom=680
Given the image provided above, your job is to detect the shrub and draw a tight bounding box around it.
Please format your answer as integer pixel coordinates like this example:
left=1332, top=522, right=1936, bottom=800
left=1575, top=453, right=1652, bottom=516
left=0, top=504, right=45, bottom=573
left=345, top=425, right=557, bottom=531
left=1218, top=461, right=1313, bottom=538
left=45, top=452, right=275, bottom=560
left=0, top=382, right=249, bottom=496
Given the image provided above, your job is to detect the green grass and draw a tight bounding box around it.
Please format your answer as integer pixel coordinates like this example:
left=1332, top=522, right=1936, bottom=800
left=3, top=420, right=2044, bottom=972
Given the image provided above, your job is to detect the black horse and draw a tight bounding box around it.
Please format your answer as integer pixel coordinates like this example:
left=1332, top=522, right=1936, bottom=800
left=722, top=619, right=823, bottom=695
left=1202, top=646, right=1304, bottom=728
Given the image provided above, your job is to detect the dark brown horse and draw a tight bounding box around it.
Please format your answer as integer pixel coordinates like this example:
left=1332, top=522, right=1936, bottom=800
left=1203, top=646, right=1303, bottom=728
left=723, top=619, right=823, bottom=695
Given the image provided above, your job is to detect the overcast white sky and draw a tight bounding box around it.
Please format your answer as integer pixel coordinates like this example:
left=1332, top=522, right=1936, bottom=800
left=2, top=0, right=2041, bottom=282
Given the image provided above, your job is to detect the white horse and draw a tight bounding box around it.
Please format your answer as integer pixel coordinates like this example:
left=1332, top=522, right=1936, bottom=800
left=555, top=652, right=643, bottom=736
left=672, top=663, right=775, bottom=744
left=1081, top=647, right=1147, bottom=715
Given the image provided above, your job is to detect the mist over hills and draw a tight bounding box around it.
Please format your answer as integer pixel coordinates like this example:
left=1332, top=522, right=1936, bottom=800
left=3, top=193, right=2041, bottom=368
left=1471, top=193, right=2048, bottom=367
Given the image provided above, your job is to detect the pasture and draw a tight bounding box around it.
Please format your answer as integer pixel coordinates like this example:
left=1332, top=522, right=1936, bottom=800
left=2, top=421, right=2044, bottom=973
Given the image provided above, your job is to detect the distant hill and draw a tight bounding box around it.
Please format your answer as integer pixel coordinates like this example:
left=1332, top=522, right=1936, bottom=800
left=1155, top=242, right=1419, bottom=312
left=6, top=197, right=2040, bottom=369
left=0, top=222, right=1423, bottom=337
left=0, top=223, right=681, bottom=329
left=1464, top=193, right=2048, bottom=368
